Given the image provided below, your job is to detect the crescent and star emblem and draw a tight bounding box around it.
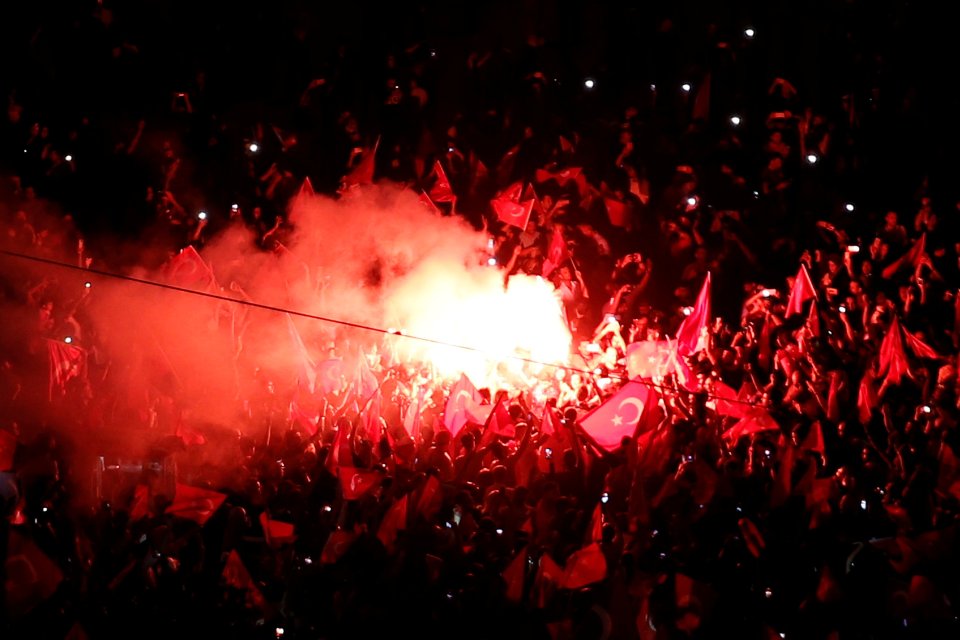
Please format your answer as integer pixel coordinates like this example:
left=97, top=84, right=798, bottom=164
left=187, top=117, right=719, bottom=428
left=611, top=397, right=644, bottom=427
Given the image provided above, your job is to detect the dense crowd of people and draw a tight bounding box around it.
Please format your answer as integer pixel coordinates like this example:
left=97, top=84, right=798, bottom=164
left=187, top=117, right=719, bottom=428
left=2, top=2, right=960, bottom=639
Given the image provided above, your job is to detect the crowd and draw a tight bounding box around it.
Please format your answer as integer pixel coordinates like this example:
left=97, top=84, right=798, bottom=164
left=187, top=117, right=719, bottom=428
left=3, top=2, right=960, bottom=639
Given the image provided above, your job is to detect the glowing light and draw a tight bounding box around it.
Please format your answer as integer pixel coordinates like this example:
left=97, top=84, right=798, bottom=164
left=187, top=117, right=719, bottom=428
left=729, top=115, right=741, bottom=126
left=745, top=27, right=755, bottom=38
left=838, top=305, right=847, bottom=314
left=584, top=78, right=596, bottom=89
left=845, top=203, right=855, bottom=212
left=322, top=505, right=332, bottom=513
left=922, top=405, right=932, bottom=414
left=248, top=142, right=259, bottom=153
left=650, top=83, right=656, bottom=92
left=495, top=528, right=503, bottom=535
left=65, top=154, right=73, bottom=162
left=860, top=499, right=867, bottom=510
left=84, top=281, right=92, bottom=288
left=486, top=257, right=497, bottom=266
left=764, top=587, right=773, bottom=598
left=386, top=269, right=571, bottom=385
left=761, top=289, right=774, bottom=298
left=275, top=628, right=284, bottom=638
left=681, top=306, right=693, bottom=317
left=231, top=203, right=239, bottom=211
left=847, top=245, right=860, bottom=253
left=64, top=336, right=73, bottom=344
left=806, top=153, right=819, bottom=165
left=681, top=83, right=691, bottom=93
left=198, top=211, right=208, bottom=220
left=686, top=196, right=698, bottom=207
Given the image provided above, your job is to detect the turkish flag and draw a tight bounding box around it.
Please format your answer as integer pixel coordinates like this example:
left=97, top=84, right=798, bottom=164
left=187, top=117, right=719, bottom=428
left=561, top=543, right=607, bottom=589
left=879, top=316, right=911, bottom=386
left=722, top=409, right=779, bottom=443
left=904, top=329, right=941, bottom=360
left=129, top=484, right=150, bottom=520
left=534, top=166, right=582, bottom=187
left=286, top=314, right=316, bottom=393
left=340, top=139, right=378, bottom=191
left=428, top=160, right=456, bottom=203
left=502, top=546, right=528, bottom=602
left=857, top=368, right=879, bottom=424
left=538, top=406, right=573, bottom=473
left=626, top=340, right=676, bottom=380
left=785, top=264, right=816, bottom=317
left=443, top=373, right=489, bottom=435
left=604, top=197, right=629, bottom=228
left=416, top=474, right=443, bottom=519
left=320, top=529, right=357, bottom=564
left=166, top=484, right=226, bottom=525
left=377, top=495, right=408, bottom=551
left=48, top=339, right=86, bottom=400
left=260, top=511, right=296, bottom=548
left=317, top=358, right=345, bottom=394
left=339, top=467, right=381, bottom=500
left=542, top=226, right=570, bottom=277
left=486, top=398, right=516, bottom=439
left=881, top=233, right=925, bottom=280
left=222, top=549, right=265, bottom=609
left=675, top=273, right=711, bottom=355
left=289, top=399, right=320, bottom=437
left=164, top=245, right=219, bottom=292
left=579, top=381, right=654, bottom=451
left=493, top=196, right=534, bottom=230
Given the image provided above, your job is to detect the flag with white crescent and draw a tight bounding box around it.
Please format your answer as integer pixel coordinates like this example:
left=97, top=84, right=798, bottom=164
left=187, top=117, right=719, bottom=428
left=578, top=381, right=654, bottom=451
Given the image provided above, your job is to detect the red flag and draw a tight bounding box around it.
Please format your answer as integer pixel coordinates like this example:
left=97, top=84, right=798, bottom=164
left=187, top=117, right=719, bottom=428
left=579, top=381, right=654, bottom=451
left=175, top=418, right=206, bottom=446
left=416, top=474, right=443, bottom=519
left=806, top=299, right=821, bottom=338
left=626, top=340, right=676, bottom=380
left=428, top=160, right=456, bottom=203
left=711, top=381, right=750, bottom=419
left=738, top=517, right=766, bottom=558
left=522, top=183, right=546, bottom=220
left=676, top=273, right=711, bottom=355
left=785, top=264, right=816, bottom=317
left=904, top=329, right=941, bottom=360
left=292, top=177, right=315, bottom=210
left=539, top=407, right=573, bottom=473
left=535, top=167, right=583, bottom=188
left=493, top=195, right=534, bottom=230
left=533, top=553, right=565, bottom=608
left=129, top=484, right=150, bottom=520
left=559, top=135, right=575, bottom=154
left=826, top=370, right=844, bottom=423
left=801, top=421, right=826, bottom=463
left=0, top=429, right=17, bottom=471
left=286, top=314, right=316, bottom=393
left=164, top=245, right=219, bottom=292
left=418, top=190, right=441, bottom=214
left=879, top=316, right=911, bottom=387
left=259, top=511, right=296, bottom=548
left=5, top=530, right=64, bottom=617
left=443, top=373, right=489, bottom=435
left=47, top=338, right=86, bottom=400
left=542, top=226, right=570, bottom=277
left=222, top=549, right=265, bottom=609
left=857, top=368, right=879, bottom=424
left=317, top=358, right=345, bottom=394
left=722, top=409, right=779, bottom=443
left=603, top=197, right=629, bottom=228
left=325, top=419, right=351, bottom=474
left=881, top=233, right=926, bottom=280
left=377, top=495, right=408, bottom=551
left=321, top=529, right=357, bottom=564
left=340, top=139, right=379, bottom=191
left=562, top=543, right=607, bottom=589
left=503, top=546, right=528, bottom=602
left=166, top=483, right=227, bottom=525
left=485, top=398, right=517, bottom=439
left=339, top=467, right=381, bottom=500
left=403, top=387, right=426, bottom=439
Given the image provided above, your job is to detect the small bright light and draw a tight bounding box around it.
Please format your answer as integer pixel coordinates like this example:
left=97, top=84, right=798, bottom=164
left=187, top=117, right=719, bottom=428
left=304, top=557, right=313, bottom=565
left=23, top=149, right=27, bottom=154
left=681, top=83, right=692, bottom=93
left=487, top=257, right=498, bottom=267
left=248, top=142, right=259, bottom=153
left=752, top=190, right=759, bottom=197
left=601, top=492, right=609, bottom=504
left=806, top=153, right=819, bottom=165
left=745, top=28, right=756, bottom=38
left=681, top=306, right=693, bottom=317
left=922, top=405, right=932, bottom=414
left=584, top=78, right=596, bottom=89
left=84, top=281, right=92, bottom=289
left=231, top=203, right=239, bottom=211
left=42, top=507, right=49, bottom=513
left=729, top=115, right=741, bottom=126
left=64, top=336, right=73, bottom=344
left=845, top=203, right=855, bottom=212
left=495, top=528, right=503, bottom=535
left=275, top=628, right=284, bottom=638
left=323, top=505, right=332, bottom=513
left=860, top=499, right=867, bottom=510
left=593, top=368, right=603, bottom=375
left=847, top=245, right=860, bottom=253
left=761, top=289, right=773, bottom=298
left=197, top=211, right=208, bottom=220
left=764, top=587, right=773, bottom=598
left=838, top=305, right=847, bottom=314
left=447, top=146, right=455, bottom=153
left=650, top=84, right=656, bottom=92
left=65, top=154, right=73, bottom=162
left=686, top=196, right=698, bottom=207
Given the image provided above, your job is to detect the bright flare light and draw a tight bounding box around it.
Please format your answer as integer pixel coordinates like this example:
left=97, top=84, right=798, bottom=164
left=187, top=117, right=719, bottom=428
left=845, top=203, right=855, bottom=212
left=584, top=78, right=596, bottom=89
left=681, top=83, right=692, bottom=93
left=385, top=265, right=572, bottom=385
left=248, top=142, right=259, bottom=153
left=745, top=27, right=755, bottom=38
left=806, top=153, right=819, bottom=165
left=730, top=115, right=741, bottom=126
